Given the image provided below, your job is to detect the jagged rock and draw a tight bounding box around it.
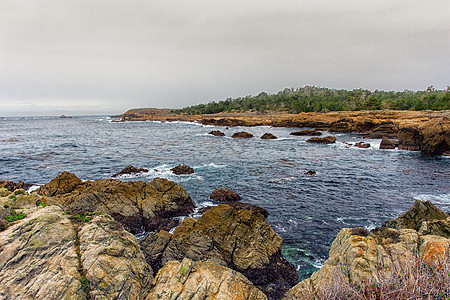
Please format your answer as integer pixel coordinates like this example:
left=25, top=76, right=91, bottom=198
left=208, top=130, right=225, bottom=136
left=398, top=127, right=422, bottom=151
left=141, top=204, right=297, bottom=299
left=112, top=165, right=149, bottom=177
left=380, top=136, right=396, bottom=149
left=147, top=258, right=267, bottom=300
left=290, top=130, right=322, bottom=136
left=260, top=133, right=278, bottom=139
left=210, top=187, right=241, bottom=202
left=419, top=117, right=450, bottom=155
left=383, top=200, right=448, bottom=231
left=354, top=142, right=370, bottom=148
left=171, top=164, right=195, bottom=175
left=0, top=205, right=153, bottom=299
left=418, top=218, right=450, bottom=238
left=36, top=172, right=194, bottom=234
left=140, top=230, right=172, bottom=272
left=0, top=180, right=33, bottom=192
left=232, top=132, right=254, bottom=138
left=79, top=214, right=153, bottom=299
left=196, top=202, right=269, bottom=218
left=306, top=136, right=336, bottom=144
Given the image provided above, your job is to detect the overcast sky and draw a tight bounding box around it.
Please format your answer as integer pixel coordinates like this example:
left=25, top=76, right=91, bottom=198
left=0, top=0, right=449, bottom=116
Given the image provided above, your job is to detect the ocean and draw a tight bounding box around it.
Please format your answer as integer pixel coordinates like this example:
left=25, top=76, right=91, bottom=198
left=1, top=115, right=449, bottom=279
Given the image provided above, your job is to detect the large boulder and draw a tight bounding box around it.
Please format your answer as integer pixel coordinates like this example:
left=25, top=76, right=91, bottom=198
left=147, top=258, right=267, bottom=300
left=383, top=200, right=448, bottom=231
left=232, top=132, right=254, bottom=139
left=171, top=164, right=195, bottom=175
left=261, top=133, right=278, bottom=139
left=36, top=172, right=194, bottom=234
left=210, top=187, right=241, bottom=202
left=208, top=130, right=225, bottom=136
left=0, top=206, right=153, bottom=299
left=140, top=204, right=298, bottom=299
left=306, top=136, right=336, bottom=144
left=112, top=165, right=149, bottom=177
left=379, top=136, right=396, bottom=149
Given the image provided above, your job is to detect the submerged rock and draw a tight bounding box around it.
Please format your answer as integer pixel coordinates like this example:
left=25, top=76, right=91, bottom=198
left=140, top=204, right=297, bottom=299
left=112, top=165, right=149, bottom=177
left=210, top=187, right=241, bottom=202
left=171, top=164, right=195, bottom=175
left=306, top=136, right=336, bottom=144
left=354, top=141, right=370, bottom=148
left=147, top=258, right=267, bottom=300
left=232, top=131, right=254, bottom=139
left=208, top=130, right=225, bottom=136
left=260, top=133, right=278, bottom=139
left=305, top=170, right=316, bottom=175
left=290, top=129, right=322, bottom=136
left=36, top=172, right=194, bottom=234
left=379, top=136, right=396, bottom=149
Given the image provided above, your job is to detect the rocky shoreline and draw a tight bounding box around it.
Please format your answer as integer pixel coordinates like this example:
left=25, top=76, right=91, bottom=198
left=1, top=174, right=449, bottom=299
left=114, top=109, right=450, bottom=155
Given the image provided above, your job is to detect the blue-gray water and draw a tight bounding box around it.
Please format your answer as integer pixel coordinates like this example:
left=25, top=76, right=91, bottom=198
left=1, top=116, right=449, bottom=279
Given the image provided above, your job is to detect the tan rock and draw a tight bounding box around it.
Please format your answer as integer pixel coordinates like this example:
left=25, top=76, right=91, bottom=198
left=146, top=258, right=267, bottom=300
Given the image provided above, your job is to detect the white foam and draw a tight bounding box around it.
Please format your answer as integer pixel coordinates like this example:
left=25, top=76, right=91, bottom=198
left=27, top=185, right=40, bottom=193
left=413, top=193, right=450, bottom=206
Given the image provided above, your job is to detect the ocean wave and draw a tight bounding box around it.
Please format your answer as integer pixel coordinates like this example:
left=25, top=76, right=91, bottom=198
left=413, top=193, right=450, bottom=206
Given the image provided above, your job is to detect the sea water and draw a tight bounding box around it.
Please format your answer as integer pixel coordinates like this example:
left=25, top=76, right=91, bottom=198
left=1, top=116, right=449, bottom=279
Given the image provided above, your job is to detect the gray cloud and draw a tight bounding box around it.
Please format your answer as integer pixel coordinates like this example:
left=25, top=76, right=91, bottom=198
left=0, top=0, right=449, bottom=116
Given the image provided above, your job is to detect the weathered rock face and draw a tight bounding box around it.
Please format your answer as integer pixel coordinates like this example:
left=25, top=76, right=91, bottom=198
left=140, top=204, right=298, bottom=299
left=232, top=131, right=254, bottom=138
left=379, top=136, right=396, bottom=149
left=147, top=258, right=267, bottom=300
left=171, top=164, right=195, bottom=175
left=383, top=200, right=448, bottom=231
left=419, top=117, right=450, bottom=155
left=306, top=136, right=336, bottom=144
left=284, top=201, right=450, bottom=299
left=0, top=205, right=154, bottom=300
left=369, top=121, right=399, bottom=138
left=208, top=130, right=226, bottom=136
left=36, top=172, right=194, bottom=234
left=290, top=129, right=322, bottom=136
left=210, top=187, right=241, bottom=202
left=261, top=133, right=278, bottom=139
left=0, top=180, right=33, bottom=192
left=398, top=127, right=422, bottom=151
left=329, top=118, right=378, bottom=133
left=112, top=165, right=149, bottom=177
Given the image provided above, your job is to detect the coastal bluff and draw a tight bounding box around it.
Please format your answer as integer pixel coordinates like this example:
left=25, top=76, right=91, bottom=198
left=114, top=109, right=450, bottom=155
left=1, top=174, right=449, bottom=299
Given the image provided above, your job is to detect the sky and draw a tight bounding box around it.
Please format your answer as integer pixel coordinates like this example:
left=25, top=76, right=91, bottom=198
left=0, top=0, right=449, bottom=116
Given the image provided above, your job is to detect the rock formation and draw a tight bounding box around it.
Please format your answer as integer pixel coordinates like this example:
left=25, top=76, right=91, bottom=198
left=208, top=130, right=226, bottom=136
left=210, top=187, right=241, bottom=202
left=36, top=172, right=194, bottom=233
left=379, top=136, right=396, bottom=149
left=261, top=133, right=278, bottom=139
left=112, top=165, right=149, bottom=177
left=354, top=142, right=370, bottom=148
left=171, top=164, right=195, bottom=175
left=290, top=130, right=322, bottom=136
left=0, top=180, right=33, bottom=192
left=306, top=136, right=337, bottom=144
left=232, top=132, right=254, bottom=138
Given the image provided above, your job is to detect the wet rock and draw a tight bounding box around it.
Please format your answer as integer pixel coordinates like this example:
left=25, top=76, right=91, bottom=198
left=260, top=133, right=278, bottom=139
left=232, top=131, right=254, bottom=138
left=210, top=187, right=241, bottom=202
left=147, top=258, right=267, bottom=300
left=290, top=129, right=322, bottom=136
left=305, top=170, right=316, bottom=175
left=419, top=117, right=450, bottom=155
left=112, top=165, right=149, bottom=177
left=36, top=172, right=194, bottom=234
left=0, top=180, right=33, bottom=192
left=306, top=136, right=336, bottom=144
left=379, top=136, right=396, bottom=149
left=171, top=164, right=195, bottom=175
left=208, top=130, right=225, bottom=136
left=354, top=142, right=370, bottom=148
left=383, top=200, right=448, bottom=231
left=59, top=115, right=73, bottom=118
left=142, top=204, right=297, bottom=299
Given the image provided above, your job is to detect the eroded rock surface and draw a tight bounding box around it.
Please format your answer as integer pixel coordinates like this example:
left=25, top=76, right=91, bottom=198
left=232, top=132, right=254, bottom=138
left=260, top=133, right=278, bottom=139
left=36, top=172, right=194, bottom=233
left=306, top=136, right=336, bottom=144
left=379, top=136, right=396, bottom=149
left=171, top=165, right=195, bottom=175
left=290, top=130, right=322, bottom=136
left=210, top=187, right=241, bottom=202
left=208, top=130, right=226, bottom=136
left=112, top=165, right=149, bottom=177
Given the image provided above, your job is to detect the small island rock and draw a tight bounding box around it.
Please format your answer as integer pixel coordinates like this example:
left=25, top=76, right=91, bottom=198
left=380, top=136, right=396, bottom=149
left=171, top=164, right=195, bottom=175
left=232, top=132, right=254, bottom=139
left=210, top=187, right=241, bottom=202
left=260, top=133, right=277, bottom=139
left=290, top=130, right=322, bottom=136
left=209, top=130, right=225, bottom=136
left=306, top=136, right=337, bottom=144
left=112, top=165, right=149, bottom=177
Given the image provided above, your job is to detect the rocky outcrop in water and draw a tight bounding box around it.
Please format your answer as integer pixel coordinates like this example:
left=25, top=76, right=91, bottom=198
left=284, top=200, right=450, bottom=299
left=354, top=141, right=370, bottom=148
left=112, top=165, right=149, bottom=177
left=147, top=258, right=267, bottom=300
left=306, top=136, right=336, bottom=144
left=208, top=130, right=225, bottom=136
left=290, top=129, right=322, bottom=136
left=379, top=136, right=396, bottom=149
left=171, top=164, right=195, bottom=175
left=210, top=187, right=241, bottom=202
left=232, top=131, right=254, bottom=138
left=261, top=133, right=278, bottom=139
left=140, top=204, right=298, bottom=299
left=36, top=172, right=194, bottom=233
left=368, top=121, right=399, bottom=138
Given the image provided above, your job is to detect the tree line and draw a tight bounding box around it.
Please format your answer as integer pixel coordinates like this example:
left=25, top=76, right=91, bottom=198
left=174, top=86, right=450, bottom=114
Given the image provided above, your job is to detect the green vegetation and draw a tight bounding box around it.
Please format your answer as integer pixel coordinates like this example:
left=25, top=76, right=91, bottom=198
left=36, top=200, right=47, bottom=207
left=4, top=209, right=27, bottom=222
left=175, top=86, right=450, bottom=114
left=69, top=211, right=99, bottom=223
